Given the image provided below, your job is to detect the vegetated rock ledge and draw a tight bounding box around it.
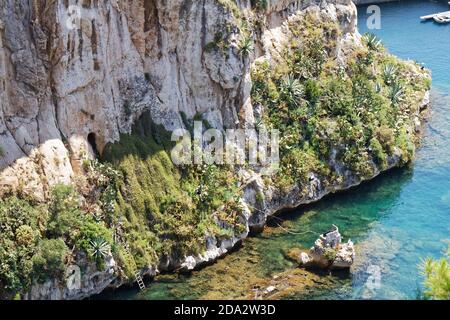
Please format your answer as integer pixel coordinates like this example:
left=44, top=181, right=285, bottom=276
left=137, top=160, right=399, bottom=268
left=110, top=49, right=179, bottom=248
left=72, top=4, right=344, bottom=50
left=178, top=91, right=430, bottom=271
left=31, top=91, right=429, bottom=300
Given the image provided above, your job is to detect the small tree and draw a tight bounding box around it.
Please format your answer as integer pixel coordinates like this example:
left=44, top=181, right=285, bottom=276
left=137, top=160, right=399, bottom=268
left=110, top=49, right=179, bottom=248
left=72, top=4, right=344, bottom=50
left=421, top=247, right=450, bottom=300
left=32, top=239, right=69, bottom=283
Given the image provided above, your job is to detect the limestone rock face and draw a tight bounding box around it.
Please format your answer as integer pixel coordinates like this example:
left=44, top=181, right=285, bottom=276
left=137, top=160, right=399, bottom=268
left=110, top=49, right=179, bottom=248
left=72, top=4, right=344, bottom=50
left=25, top=253, right=116, bottom=300
left=0, top=0, right=263, bottom=199
left=0, top=0, right=426, bottom=300
left=0, top=0, right=359, bottom=200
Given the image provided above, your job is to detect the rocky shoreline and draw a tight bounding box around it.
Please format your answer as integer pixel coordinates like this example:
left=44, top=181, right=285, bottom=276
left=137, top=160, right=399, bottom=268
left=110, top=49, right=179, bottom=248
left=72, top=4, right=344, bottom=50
left=28, top=84, right=429, bottom=299
left=0, top=0, right=431, bottom=300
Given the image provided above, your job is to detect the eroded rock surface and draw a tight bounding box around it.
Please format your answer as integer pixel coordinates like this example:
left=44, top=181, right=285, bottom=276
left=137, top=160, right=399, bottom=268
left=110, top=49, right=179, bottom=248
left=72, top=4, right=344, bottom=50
left=299, top=225, right=355, bottom=269
left=0, top=0, right=361, bottom=199
left=0, top=0, right=429, bottom=299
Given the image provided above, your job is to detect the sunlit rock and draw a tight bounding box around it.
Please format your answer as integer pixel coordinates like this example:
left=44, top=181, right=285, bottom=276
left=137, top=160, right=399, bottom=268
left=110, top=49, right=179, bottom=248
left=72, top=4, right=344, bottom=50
left=299, top=225, right=355, bottom=270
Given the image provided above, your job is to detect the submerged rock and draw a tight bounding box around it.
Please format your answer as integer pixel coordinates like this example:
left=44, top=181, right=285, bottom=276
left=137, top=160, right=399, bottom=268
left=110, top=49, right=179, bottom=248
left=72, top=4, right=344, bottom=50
left=264, top=286, right=277, bottom=295
left=300, top=252, right=312, bottom=265
left=299, top=225, right=355, bottom=270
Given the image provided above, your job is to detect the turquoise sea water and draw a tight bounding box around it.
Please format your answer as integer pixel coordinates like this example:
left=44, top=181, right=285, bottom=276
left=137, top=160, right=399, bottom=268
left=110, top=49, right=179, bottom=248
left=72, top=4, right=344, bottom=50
left=100, top=0, right=450, bottom=300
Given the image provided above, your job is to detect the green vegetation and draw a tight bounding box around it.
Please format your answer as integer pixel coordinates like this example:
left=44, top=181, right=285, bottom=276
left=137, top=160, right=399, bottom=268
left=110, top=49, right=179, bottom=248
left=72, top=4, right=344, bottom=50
left=238, top=36, right=254, bottom=57
left=323, top=247, right=338, bottom=262
left=251, top=14, right=430, bottom=192
left=98, top=114, right=245, bottom=275
left=46, top=184, right=112, bottom=256
left=0, top=113, right=245, bottom=298
left=0, top=184, right=112, bottom=298
left=32, top=239, right=69, bottom=283
left=0, top=197, right=47, bottom=296
left=218, top=0, right=268, bottom=16
left=421, top=247, right=450, bottom=300
left=205, top=31, right=231, bottom=54
left=123, top=100, right=132, bottom=117
left=250, top=0, right=268, bottom=11
left=217, top=0, right=241, bottom=18
left=89, top=238, right=111, bottom=265
left=363, top=33, right=382, bottom=51
left=0, top=10, right=431, bottom=300
left=205, top=0, right=257, bottom=60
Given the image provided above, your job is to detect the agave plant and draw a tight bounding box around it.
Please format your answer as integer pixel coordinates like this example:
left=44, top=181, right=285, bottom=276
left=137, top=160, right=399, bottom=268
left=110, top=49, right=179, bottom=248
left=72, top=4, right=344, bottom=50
left=374, top=81, right=382, bottom=93
left=89, top=238, right=111, bottom=260
left=382, top=63, right=397, bottom=85
left=238, top=36, right=254, bottom=57
left=280, top=75, right=304, bottom=108
left=363, top=33, right=382, bottom=51
left=388, top=82, right=404, bottom=105
left=255, top=117, right=264, bottom=129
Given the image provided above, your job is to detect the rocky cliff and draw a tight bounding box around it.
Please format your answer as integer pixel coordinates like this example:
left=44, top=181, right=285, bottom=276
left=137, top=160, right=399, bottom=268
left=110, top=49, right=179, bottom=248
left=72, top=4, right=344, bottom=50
left=0, top=0, right=430, bottom=300
left=0, top=0, right=364, bottom=199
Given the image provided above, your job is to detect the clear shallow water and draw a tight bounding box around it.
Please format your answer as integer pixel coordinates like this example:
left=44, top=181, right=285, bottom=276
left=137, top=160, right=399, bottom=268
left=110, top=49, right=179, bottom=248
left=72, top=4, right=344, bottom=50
left=100, top=0, right=450, bottom=300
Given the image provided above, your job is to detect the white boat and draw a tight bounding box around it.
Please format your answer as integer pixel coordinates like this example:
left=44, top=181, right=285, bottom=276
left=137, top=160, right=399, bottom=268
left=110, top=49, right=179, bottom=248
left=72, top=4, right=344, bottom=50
left=433, top=15, right=450, bottom=24
left=420, top=10, right=450, bottom=22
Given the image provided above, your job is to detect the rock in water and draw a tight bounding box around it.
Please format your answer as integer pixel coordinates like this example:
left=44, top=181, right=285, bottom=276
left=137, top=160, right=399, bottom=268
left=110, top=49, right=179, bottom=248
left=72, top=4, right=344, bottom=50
left=299, top=252, right=312, bottom=265
left=299, top=225, right=355, bottom=270
left=331, top=240, right=355, bottom=270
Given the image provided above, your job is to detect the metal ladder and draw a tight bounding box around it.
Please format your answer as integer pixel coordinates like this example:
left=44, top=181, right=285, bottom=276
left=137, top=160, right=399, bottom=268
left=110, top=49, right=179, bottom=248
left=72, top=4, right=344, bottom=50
left=135, top=271, right=146, bottom=291
left=116, top=234, right=146, bottom=291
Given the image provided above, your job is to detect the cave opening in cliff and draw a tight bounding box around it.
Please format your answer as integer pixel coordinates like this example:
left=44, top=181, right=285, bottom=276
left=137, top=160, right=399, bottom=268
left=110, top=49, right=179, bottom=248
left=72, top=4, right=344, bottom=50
left=87, top=132, right=99, bottom=158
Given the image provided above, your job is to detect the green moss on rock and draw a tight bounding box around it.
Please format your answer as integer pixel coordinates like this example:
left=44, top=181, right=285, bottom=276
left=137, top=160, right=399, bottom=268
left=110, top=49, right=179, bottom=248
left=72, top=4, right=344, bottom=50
left=100, top=114, right=245, bottom=271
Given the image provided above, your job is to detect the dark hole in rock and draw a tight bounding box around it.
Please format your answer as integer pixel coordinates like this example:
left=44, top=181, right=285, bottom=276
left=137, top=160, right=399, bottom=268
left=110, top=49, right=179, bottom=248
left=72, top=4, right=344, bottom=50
left=87, top=132, right=99, bottom=157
